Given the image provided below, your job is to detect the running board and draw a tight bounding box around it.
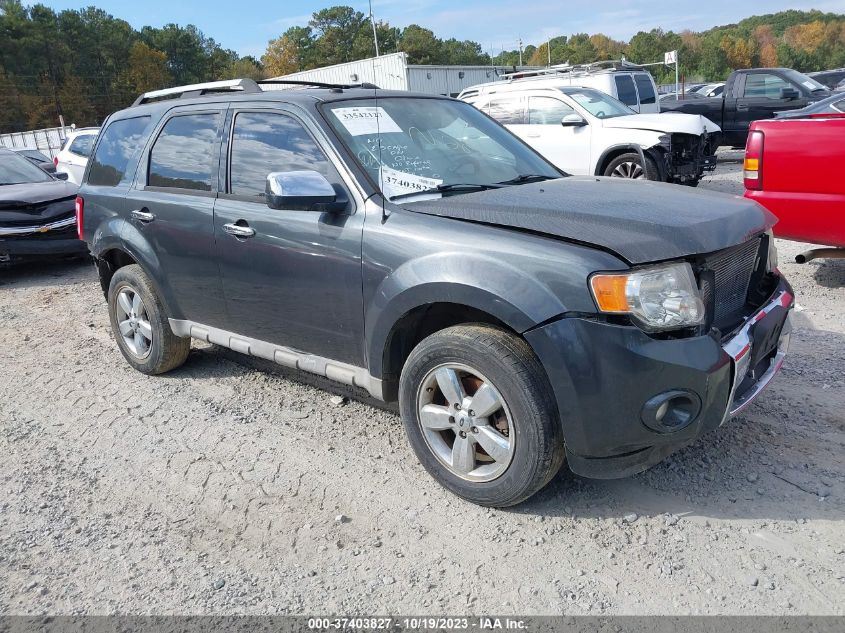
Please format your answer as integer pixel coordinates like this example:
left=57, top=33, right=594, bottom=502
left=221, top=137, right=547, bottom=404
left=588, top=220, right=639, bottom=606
left=168, top=319, right=384, bottom=400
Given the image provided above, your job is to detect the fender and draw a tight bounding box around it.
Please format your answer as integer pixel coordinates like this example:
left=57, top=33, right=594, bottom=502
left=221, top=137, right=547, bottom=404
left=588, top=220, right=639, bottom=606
left=365, top=252, right=569, bottom=378
left=95, top=218, right=181, bottom=320
left=593, top=143, right=650, bottom=176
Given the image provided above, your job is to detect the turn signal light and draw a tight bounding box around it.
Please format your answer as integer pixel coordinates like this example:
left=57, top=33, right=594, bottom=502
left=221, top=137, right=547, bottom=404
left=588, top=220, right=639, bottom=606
left=590, top=274, right=629, bottom=312
left=744, top=130, right=764, bottom=190
left=75, top=196, right=84, bottom=241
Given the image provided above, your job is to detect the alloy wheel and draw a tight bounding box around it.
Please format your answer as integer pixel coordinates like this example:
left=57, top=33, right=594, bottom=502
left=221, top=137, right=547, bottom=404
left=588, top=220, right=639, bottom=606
left=115, top=286, right=152, bottom=359
left=611, top=161, right=644, bottom=179
left=416, top=363, right=515, bottom=482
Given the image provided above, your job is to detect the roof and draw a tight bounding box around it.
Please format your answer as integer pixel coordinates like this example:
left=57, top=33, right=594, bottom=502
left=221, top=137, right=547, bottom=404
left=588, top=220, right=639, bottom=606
left=109, top=84, right=448, bottom=122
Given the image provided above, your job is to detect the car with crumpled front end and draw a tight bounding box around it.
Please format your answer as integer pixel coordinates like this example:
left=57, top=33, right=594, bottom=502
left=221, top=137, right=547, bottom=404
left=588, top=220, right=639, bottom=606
left=461, top=85, right=719, bottom=185
left=80, top=80, right=793, bottom=507
left=0, top=147, right=86, bottom=265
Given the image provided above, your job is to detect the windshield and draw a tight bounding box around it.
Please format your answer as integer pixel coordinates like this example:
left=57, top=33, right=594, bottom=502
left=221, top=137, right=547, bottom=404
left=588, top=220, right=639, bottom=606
left=323, top=97, right=560, bottom=200
left=0, top=151, right=53, bottom=185
left=562, top=88, right=635, bottom=119
left=784, top=69, right=828, bottom=92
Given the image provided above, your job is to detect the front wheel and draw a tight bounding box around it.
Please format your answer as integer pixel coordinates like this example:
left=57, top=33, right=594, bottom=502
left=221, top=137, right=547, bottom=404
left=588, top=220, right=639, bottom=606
left=604, top=152, right=660, bottom=181
left=399, top=324, right=565, bottom=507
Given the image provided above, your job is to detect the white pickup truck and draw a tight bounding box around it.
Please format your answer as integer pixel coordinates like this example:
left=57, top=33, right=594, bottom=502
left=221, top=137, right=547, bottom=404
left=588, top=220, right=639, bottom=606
left=461, top=85, right=721, bottom=186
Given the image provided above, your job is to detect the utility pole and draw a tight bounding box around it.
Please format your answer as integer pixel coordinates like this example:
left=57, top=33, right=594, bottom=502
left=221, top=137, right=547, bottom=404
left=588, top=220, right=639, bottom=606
left=547, top=37, right=552, bottom=66
left=368, top=0, right=380, bottom=57
left=518, top=38, right=523, bottom=66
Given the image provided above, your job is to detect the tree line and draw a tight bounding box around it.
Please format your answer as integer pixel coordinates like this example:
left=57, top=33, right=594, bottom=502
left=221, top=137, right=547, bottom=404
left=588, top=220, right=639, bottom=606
left=1, top=2, right=843, bottom=134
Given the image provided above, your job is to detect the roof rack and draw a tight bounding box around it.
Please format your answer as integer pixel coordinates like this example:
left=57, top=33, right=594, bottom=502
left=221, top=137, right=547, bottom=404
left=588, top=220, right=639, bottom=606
left=133, top=79, right=262, bottom=106
left=500, top=59, right=645, bottom=80
left=132, top=78, right=381, bottom=106
left=258, top=79, right=380, bottom=90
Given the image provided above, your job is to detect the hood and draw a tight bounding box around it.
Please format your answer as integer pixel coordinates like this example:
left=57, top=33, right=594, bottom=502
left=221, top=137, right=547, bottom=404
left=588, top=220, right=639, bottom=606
left=0, top=180, right=78, bottom=225
left=400, top=177, right=774, bottom=265
left=0, top=180, right=78, bottom=206
left=603, top=113, right=721, bottom=135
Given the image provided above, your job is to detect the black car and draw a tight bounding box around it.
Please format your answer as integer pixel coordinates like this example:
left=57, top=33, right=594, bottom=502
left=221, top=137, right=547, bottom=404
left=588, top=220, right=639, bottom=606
left=808, top=68, right=845, bottom=91
left=9, top=147, right=58, bottom=174
left=78, top=79, right=793, bottom=507
left=0, top=148, right=86, bottom=265
left=775, top=91, right=845, bottom=118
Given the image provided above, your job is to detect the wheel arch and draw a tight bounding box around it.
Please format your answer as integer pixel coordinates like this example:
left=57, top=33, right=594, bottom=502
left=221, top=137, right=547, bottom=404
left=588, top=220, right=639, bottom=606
left=594, top=144, right=645, bottom=176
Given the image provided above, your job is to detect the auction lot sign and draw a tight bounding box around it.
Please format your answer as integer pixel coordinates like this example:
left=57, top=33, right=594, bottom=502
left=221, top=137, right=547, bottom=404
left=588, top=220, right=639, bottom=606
left=0, top=617, right=843, bottom=633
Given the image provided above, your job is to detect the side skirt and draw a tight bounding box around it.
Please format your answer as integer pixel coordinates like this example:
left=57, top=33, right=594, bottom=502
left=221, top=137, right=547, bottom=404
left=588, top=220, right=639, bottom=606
left=168, top=319, right=385, bottom=401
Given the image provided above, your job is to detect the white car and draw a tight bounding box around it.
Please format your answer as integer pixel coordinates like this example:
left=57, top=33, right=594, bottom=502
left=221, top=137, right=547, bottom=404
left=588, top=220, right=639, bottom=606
left=463, top=86, right=720, bottom=185
left=54, top=127, right=99, bottom=184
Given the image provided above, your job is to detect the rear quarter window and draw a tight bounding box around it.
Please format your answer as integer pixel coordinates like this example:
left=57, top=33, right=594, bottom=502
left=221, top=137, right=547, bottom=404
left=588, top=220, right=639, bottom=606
left=69, top=134, right=95, bottom=157
left=87, top=117, right=152, bottom=187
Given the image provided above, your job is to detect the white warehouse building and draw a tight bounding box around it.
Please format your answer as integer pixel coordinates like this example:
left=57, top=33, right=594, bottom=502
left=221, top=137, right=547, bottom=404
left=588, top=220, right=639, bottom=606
left=269, top=52, right=540, bottom=97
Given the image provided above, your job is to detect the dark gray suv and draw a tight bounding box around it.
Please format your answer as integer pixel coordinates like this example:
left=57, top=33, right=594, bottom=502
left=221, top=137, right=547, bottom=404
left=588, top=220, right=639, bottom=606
left=78, top=79, right=793, bottom=507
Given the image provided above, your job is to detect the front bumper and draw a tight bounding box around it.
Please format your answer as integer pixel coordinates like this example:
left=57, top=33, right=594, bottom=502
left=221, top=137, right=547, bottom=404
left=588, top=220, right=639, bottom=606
left=0, top=217, right=88, bottom=262
left=524, top=276, right=793, bottom=479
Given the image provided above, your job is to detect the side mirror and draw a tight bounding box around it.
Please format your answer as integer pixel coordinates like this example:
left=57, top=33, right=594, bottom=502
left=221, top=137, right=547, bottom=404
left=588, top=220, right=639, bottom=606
left=265, top=170, right=341, bottom=212
left=561, top=113, right=587, bottom=127
left=780, top=87, right=800, bottom=100
left=55, top=171, right=69, bottom=181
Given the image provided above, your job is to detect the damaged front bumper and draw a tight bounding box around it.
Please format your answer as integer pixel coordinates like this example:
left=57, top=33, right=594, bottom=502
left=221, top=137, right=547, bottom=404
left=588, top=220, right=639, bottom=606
left=524, top=275, right=793, bottom=479
left=654, top=132, right=718, bottom=184
left=0, top=215, right=87, bottom=263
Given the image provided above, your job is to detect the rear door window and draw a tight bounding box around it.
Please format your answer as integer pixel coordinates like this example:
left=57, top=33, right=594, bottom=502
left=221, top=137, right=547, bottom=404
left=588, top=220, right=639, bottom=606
left=87, top=116, right=152, bottom=186
left=229, top=112, right=331, bottom=198
left=486, top=97, right=525, bottom=124
left=634, top=74, right=656, bottom=105
left=148, top=113, right=221, bottom=191
left=527, top=97, right=574, bottom=124
left=614, top=75, right=638, bottom=107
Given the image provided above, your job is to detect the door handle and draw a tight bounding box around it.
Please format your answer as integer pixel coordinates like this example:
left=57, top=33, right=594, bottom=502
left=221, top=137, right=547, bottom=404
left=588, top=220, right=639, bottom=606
left=526, top=133, right=541, bottom=138
left=223, top=222, right=256, bottom=238
left=736, top=104, right=749, bottom=111
left=130, top=209, right=155, bottom=223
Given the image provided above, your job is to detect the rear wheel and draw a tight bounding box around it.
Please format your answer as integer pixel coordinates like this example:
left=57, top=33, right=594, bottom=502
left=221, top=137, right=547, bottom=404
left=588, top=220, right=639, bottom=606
left=399, top=324, right=565, bottom=507
left=604, top=152, right=660, bottom=181
left=107, top=264, right=190, bottom=375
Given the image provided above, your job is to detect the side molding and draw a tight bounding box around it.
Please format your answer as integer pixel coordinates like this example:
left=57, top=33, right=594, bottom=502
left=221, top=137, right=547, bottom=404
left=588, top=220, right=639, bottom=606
left=169, top=319, right=385, bottom=400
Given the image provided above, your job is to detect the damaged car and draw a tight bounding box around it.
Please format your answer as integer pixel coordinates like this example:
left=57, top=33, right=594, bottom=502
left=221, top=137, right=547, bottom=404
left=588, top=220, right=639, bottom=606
left=80, top=79, right=792, bottom=507
left=0, top=147, right=86, bottom=265
left=461, top=85, right=719, bottom=186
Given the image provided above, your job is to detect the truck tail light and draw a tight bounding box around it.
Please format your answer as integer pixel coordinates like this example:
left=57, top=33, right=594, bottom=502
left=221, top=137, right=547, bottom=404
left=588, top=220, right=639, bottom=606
left=744, top=130, right=764, bottom=190
left=53, top=156, right=59, bottom=167
left=75, top=196, right=84, bottom=240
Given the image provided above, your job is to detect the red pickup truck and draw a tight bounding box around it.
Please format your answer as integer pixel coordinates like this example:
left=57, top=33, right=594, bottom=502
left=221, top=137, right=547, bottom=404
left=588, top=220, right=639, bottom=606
left=743, top=113, right=845, bottom=262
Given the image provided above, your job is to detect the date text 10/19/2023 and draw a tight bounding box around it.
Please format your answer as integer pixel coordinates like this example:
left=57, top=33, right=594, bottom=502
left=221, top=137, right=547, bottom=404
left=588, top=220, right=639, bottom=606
left=307, top=617, right=528, bottom=630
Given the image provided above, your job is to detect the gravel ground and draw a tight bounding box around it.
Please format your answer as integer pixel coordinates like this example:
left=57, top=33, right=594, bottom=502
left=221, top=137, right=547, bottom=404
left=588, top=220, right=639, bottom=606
left=1, top=150, right=843, bottom=616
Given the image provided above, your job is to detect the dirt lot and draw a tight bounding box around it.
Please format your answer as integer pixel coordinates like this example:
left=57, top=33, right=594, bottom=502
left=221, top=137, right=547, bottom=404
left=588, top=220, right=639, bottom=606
left=1, top=151, right=844, bottom=616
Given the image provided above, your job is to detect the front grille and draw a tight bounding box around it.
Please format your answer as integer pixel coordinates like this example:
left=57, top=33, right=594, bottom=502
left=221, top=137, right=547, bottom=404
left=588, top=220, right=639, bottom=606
left=701, top=238, right=762, bottom=330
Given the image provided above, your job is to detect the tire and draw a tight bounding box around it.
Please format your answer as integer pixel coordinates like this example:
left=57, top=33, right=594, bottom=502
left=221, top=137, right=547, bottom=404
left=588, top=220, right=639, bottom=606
left=603, top=152, right=661, bottom=181
left=399, top=324, right=565, bottom=507
left=107, top=264, right=190, bottom=375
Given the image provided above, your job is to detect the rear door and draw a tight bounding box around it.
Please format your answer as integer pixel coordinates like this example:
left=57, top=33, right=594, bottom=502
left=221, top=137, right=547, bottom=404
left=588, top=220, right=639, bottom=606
left=213, top=104, right=366, bottom=366
left=124, top=104, right=229, bottom=327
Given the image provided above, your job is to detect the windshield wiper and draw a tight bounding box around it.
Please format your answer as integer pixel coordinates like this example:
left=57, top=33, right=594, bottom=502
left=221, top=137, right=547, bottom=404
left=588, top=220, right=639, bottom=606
left=390, top=183, right=502, bottom=201
left=496, top=174, right=557, bottom=185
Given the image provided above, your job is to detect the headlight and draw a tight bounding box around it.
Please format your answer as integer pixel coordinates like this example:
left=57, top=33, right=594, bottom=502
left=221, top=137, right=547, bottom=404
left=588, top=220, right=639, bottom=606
left=590, top=262, right=705, bottom=331
left=766, top=229, right=778, bottom=272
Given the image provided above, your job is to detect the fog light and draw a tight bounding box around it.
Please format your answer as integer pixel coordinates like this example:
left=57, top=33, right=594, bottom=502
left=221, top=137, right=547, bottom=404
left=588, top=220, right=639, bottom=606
left=641, top=390, right=701, bottom=433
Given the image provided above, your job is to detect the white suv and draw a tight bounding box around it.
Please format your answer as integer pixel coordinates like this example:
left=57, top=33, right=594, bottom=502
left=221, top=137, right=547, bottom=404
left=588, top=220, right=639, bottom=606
left=460, top=62, right=663, bottom=114
left=462, top=85, right=720, bottom=186
left=54, top=127, right=99, bottom=184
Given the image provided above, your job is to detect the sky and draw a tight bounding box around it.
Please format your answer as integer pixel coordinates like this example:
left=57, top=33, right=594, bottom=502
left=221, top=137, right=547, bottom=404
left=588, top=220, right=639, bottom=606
left=40, top=0, right=845, bottom=59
